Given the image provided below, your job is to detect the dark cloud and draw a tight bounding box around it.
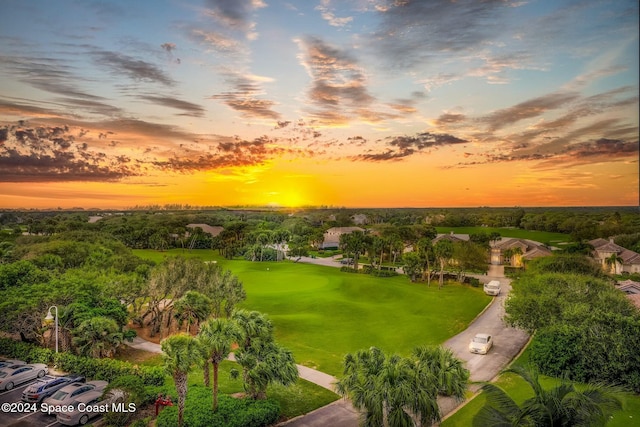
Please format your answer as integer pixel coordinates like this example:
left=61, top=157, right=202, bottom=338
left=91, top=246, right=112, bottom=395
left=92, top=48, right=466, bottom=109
left=373, top=0, right=513, bottom=68
left=92, top=51, right=175, bottom=86
left=0, top=124, right=141, bottom=182
left=151, top=135, right=295, bottom=172
left=352, top=131, right=468, bottom=162
left=139, top=95, right=205, bottom=117
left=210, top=73, right=280, bottom=120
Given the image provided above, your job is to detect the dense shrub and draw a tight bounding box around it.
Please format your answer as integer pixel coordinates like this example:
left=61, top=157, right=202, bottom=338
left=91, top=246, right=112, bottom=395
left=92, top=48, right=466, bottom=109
left=0, top=338, right=164, bottom=386
left=466, top=277, right=481, bottom=287
left=340, top=266, right=360, bottom=273
left=526, top=254, right=604, bottom=277
left=369, top=269, right=398, bottom=277
left=157, top=386, right=280, bottom=427
left=530, top=314, right=640, bottom=392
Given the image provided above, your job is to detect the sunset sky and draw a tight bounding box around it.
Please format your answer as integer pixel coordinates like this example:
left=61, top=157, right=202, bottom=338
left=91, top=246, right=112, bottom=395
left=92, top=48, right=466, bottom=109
left=0, top=0, right=638, bottom=209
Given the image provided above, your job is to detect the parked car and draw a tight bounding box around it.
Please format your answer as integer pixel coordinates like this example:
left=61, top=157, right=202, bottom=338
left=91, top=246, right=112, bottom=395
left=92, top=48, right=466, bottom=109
left=56, top=389, right=124, bottom=426
left=483, top=280, right=501, bottom=296
left=469, top=333, right=493, bottom=355
left=340, top=258, right=354, bottom=265
left=0, top=359, right=25, bottom=369
left=0, top=364, right=48, bottom=390
left=22, top=375, right=85, bottom=403
left=43, top=380, right=109, bottom=414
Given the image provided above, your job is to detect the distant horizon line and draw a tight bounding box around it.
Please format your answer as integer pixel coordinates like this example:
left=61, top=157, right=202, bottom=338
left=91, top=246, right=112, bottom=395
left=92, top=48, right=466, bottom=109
left=1, top=204, right=638, bottom=212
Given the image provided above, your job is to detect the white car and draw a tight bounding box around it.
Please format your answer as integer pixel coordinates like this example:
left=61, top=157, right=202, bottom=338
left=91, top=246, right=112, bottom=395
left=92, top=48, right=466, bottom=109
left=469, top=333, right=493, bottom=355
left=483, top=280, right=501, bottom=296
left=56, top=389, right=124, bottom=426
left=0, top=364, right=48, bottom=390
left=43, top=380, right=109, bottom=414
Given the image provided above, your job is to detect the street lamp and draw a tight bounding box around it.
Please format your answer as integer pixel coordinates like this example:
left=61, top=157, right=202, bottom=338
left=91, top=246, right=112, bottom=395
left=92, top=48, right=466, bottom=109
left=44, top=306, right=58, bottom=353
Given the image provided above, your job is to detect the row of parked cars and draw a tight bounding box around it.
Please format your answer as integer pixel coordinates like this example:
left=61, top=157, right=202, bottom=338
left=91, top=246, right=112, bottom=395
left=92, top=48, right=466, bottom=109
left=0, top=358, right=122, bottom=426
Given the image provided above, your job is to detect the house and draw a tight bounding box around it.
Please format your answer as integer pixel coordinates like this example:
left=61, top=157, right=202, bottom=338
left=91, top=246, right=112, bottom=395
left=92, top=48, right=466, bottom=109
left=589, top=238, right=640, bottom=274
left=186, top=223, right=224, bottom=237
left=320, top=226, right=365, bottom=249
left=352, top=214, right=368, bottom=225
left=617, top=279, right=640, bottom=309
left=490, top=238, right=552, bottom=267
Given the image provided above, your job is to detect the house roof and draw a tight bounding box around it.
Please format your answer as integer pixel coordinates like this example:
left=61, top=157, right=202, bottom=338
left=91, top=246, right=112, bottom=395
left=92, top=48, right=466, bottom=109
left=186, top=224, right=224, bottom=237
left=522, top=246, right=553, bottom=259
left=590, top=238, right=640, bottom=265
left=494, top=238, right=533, bottom=250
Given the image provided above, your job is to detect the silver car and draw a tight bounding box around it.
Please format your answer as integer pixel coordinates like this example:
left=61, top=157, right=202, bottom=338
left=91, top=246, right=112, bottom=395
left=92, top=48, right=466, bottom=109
left=0, top=359, right=25, bottom=369
left=0, top=364, right=48, bottom=390
left=43, top=380, right=109, bottom=414
left=56, top=389, right=124, bottom=426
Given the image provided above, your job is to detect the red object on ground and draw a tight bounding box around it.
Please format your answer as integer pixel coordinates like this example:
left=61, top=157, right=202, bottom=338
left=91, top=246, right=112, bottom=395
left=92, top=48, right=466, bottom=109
left=155, top=394, right=174, bottom=415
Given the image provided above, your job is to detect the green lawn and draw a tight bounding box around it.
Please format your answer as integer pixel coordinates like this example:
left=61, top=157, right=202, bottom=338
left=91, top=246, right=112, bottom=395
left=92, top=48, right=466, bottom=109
left=435, top=226, right=571, bottom=246
left=442, top=347, right=640, bottom=427
left=133, top=250, right=491, bottom=376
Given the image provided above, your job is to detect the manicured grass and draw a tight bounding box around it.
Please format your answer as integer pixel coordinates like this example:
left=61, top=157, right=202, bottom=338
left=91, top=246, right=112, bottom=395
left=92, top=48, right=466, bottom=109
left=435, top=226, right=571, bottom=246
left=441, top=346, right=640, bottom=427
left=133, top=250, right=491, bottom=376
left=215, top=259, right=489, bottom=375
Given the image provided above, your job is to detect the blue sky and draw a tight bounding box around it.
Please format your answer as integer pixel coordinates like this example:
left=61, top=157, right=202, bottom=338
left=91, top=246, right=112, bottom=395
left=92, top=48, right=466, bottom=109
left=0, top=0, right=637, bottom=208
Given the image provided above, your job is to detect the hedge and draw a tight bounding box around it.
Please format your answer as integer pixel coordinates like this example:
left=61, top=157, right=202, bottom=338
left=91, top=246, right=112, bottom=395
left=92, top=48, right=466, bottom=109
left=0, top=338, right=164, bottom=386
left=157, top=386, right=280, bottom=427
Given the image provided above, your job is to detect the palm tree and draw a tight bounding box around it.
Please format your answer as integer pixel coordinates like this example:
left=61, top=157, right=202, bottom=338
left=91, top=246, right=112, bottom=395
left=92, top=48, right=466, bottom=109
left=412, top=345, right=469, bottom=399
left=474, top=365, right=624, bottom=427
left=340, top=230, right=369, bottom=271
left=173, top=290, right=212, bottom=334
left=604, top=253, right=623, bottom=274
left=336, top=346, right=453, bottom=427
left=233, top=339, right=299, bottom=400
left=197, top=318, right=243, bottom=410
left=161, top=334, right=201, bottom=427
left=434, top=240, right=454, bottom=289
left=72, top=316, right=124, bottom=358
left=232, top=309, right=273, bottom=349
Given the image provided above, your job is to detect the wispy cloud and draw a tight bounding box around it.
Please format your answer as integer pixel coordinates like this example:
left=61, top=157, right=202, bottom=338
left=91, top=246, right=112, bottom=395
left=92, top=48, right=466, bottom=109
left=372, top=0, right=515, bottom=69
left=210, top=72, right=280, bottom=120
left=92, top=51, right=175, bottom=86
left=483, top=91, right=580, bottom=131
left=139, top=95, right=206, bottom=117
left=297, top=36, right=398, bottom=125
left=316, top=0, right=353, bottom=28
